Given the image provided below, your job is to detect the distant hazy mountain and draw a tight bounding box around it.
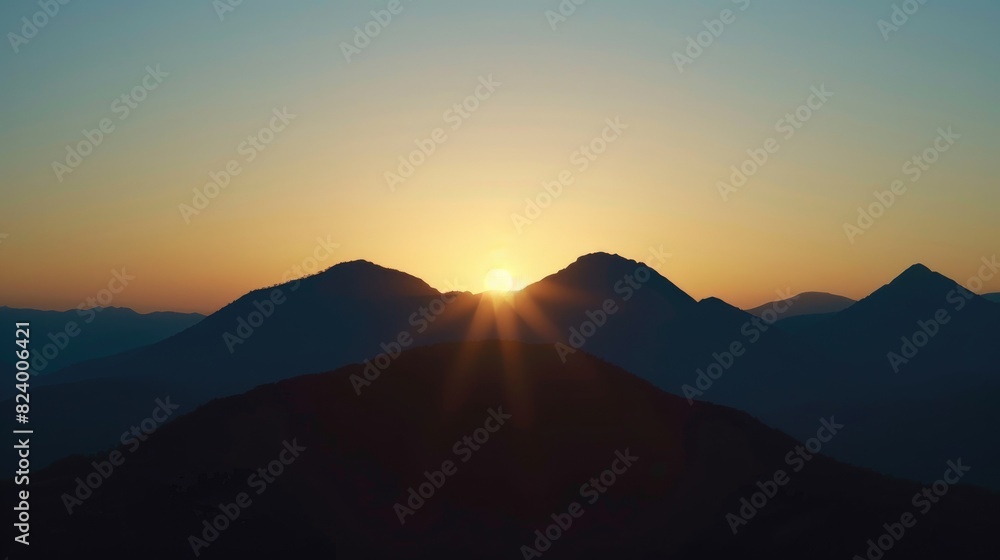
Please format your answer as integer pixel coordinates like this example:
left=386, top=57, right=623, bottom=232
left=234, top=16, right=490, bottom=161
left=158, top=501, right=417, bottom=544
left=984, top=292, right=1000, bottom=303
left=15, top=341, right=999, bottom=559
left=745, top=291, right=855, bottom=319
left=0, top=306, right=204, bottom=374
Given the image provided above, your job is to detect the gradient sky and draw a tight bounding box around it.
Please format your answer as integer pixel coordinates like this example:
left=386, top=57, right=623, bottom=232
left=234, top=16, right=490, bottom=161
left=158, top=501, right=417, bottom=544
left=1, top=0, right=998, bottom=313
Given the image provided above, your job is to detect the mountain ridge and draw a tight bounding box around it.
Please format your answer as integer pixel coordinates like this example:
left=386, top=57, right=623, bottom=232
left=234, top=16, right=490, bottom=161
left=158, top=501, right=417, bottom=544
left=14, top=340, right=1000, bottom=559
left=13, top=254, right=1000, bottom=489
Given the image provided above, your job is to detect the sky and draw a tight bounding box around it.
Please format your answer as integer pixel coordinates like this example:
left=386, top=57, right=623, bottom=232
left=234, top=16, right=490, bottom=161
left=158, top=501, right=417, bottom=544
left=1, top=0, right=999, bottom=314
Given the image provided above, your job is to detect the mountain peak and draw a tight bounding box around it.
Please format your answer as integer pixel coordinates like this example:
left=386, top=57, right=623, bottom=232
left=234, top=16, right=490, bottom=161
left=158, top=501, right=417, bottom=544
left=568, top=252, right=638, bottom=269
left=577, top=251, right=629, bottom=261
left=885, top=263, right=956, bottom=293
left=842, top=263, right=964, bottom=318
left=897, top=263, right=933, bottom=279
left=553, top=252, right=653, bottom=282
left=530, top=252, right=696, bottom=308
left=317, top=259, right=404, bottom=274
left=269, top=259, right=439, bottom=299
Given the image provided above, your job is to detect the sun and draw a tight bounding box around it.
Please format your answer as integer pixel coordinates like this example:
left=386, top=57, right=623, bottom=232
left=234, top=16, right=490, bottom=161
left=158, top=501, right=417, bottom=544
left=483, top=268, right=516, bottom=292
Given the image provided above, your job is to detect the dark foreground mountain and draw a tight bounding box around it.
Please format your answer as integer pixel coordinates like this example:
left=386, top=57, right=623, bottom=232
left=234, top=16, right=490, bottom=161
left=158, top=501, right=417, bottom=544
left=6, top=341, right=997, bottom=559
left=984, top=292, right=1000, bottom=303
left=0, top=305, right=204, bottom=375
left=745, top=291, right=856, bottom=319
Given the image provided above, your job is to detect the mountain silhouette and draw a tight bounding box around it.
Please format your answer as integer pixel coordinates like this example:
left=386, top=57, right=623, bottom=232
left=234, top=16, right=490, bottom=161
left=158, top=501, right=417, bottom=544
left=533, top=252, right=697, bottom=308
left=770, top=264, right=1000, bottom=486
left=794, top=263, right=1000, bottom=373
left=12, top=256, right=1000, bottom=489
left=9, top=341, right=998, bottom=559
left=0, top=305, right=203, bottom=375
left=16, top=260, right=472, bottom=467
left=40, top=261, right=445, bottom=390
left=984, top=292, right=1000, bottom=303
left=745, top=291, right=855, bottom=319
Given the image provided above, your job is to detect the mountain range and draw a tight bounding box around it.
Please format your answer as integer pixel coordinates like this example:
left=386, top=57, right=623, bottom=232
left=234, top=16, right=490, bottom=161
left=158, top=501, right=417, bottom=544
left=8, top=254, right=1000, bottom=491
left=0, top=305, right=203, bottom=374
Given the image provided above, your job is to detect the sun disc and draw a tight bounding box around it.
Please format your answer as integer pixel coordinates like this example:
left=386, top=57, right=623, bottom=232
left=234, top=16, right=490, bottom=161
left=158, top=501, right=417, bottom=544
left=483, top=268, right=515, bottom=292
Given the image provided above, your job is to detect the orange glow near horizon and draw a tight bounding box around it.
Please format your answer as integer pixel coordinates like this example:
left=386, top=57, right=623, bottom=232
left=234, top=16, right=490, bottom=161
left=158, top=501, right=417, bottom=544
left=1, top=242, right=998, bottom=315
left=2, top=1, right=999, bottom=317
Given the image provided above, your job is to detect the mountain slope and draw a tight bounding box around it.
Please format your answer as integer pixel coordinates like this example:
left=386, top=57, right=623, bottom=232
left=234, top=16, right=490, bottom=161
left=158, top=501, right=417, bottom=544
left=39, top=260, right=445, bottom=392
left=9, top=341, right=998, bottom=559
left=795, top=264, right=1000, bottom=375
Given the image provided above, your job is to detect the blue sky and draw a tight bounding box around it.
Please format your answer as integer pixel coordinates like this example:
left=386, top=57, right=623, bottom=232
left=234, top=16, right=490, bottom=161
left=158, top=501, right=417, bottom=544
left=1, top=0, right=998, bottom=311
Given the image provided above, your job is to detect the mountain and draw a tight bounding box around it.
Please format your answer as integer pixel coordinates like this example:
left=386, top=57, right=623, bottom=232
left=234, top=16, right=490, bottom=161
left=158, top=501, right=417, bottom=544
left=984, top=292, right=1000, bottom=303
left=16, top=261, right=467, bottom=466
left=8, top=341, right=998, bottom=559
left=771, top=264, right=1000, bottom=486
left=38, top=260, right=444, bottom=390
left=794, top=264, right=1000, bottom=374
left=745, top=292, right=855, bottom=319
left=432, top=253, right=828, bottom=383
left=0, top=305, right=204, bottom=374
